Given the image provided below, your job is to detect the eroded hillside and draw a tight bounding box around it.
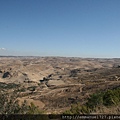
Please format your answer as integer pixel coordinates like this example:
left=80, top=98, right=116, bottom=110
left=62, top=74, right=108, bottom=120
left=0, top=57, right=120, bottom=113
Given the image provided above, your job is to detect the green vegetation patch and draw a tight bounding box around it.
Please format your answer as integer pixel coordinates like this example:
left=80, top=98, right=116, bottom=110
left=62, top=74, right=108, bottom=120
left=0, top=82, right=20, bottom=89
left=64, top=87, right=120, bottom=114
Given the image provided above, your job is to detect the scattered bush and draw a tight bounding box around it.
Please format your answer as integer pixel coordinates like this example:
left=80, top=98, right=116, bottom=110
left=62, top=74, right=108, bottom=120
left=0, top=90, right=44, bottom=115
left=63, top=87, right=120, bottom=114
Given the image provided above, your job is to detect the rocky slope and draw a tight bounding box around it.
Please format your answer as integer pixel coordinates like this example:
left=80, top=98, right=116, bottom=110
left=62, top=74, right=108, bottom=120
left=0, top=57, right=120, bottom=113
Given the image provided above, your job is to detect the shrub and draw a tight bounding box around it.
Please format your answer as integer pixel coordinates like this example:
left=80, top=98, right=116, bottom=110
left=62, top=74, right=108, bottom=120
left=63, top=87, right=120, bottom=114
left=86, top=92, right=103, bottom=110
left=0, top=91, right=45, bottom=115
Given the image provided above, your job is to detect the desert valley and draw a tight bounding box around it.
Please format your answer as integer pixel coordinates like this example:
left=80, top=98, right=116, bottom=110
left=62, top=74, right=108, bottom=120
left=0, top=56, right=120, bottom=115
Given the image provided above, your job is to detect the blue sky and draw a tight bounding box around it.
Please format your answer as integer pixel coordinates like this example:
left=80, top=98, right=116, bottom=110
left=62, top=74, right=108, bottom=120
left=0, top=0, right=120, bottom=57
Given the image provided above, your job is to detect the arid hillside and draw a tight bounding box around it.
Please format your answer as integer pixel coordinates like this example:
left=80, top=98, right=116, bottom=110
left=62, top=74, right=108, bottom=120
left=0, top=57, right=120, bottom=114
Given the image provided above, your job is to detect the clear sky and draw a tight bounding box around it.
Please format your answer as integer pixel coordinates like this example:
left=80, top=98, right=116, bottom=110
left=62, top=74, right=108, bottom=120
left=0, top=0, right=120, bottom=58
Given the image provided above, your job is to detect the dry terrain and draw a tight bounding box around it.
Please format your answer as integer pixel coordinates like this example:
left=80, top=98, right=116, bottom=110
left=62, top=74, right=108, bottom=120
left=0, top=56, right=120, bottom=113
